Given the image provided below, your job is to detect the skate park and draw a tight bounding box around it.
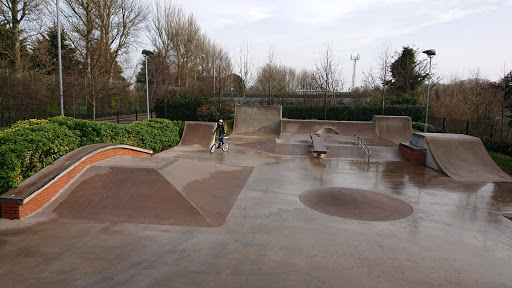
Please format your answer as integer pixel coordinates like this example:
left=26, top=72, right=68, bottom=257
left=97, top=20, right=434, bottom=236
left=1, top=105, right=512, bottom=287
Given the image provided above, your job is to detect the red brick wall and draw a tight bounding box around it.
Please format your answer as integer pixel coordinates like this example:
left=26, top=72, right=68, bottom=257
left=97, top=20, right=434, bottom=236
left=399, top=145, right=426, bottom=165
left=1, top=148, right=151, bottom=220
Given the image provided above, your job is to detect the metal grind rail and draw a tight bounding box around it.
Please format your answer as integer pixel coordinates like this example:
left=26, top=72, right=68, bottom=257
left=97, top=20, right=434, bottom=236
left=353, top=135, right=371, bottom=161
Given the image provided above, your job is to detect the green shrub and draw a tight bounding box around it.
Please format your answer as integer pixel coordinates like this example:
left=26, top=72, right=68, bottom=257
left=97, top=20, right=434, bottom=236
left=49, top=117, right=111, bottom=146
left=0, top=119, right=50, bottom=137
left=154, top=96, right=206, bottom=121
left=282, top=104, right=425, bottom=122
left=0, top=123, right=80, bottom=193
left=412, top=122, right=436, bottom=133
left=197, top=101, right=235, bottom=122
left=484, top=139, right=512, bottom=157
left=124, top=119, right=183, bottom=151
left=0, top=117, right=184, bottom=194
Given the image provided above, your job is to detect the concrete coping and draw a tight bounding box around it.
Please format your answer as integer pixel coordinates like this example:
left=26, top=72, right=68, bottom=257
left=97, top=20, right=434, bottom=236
left=0, top=144, right=153, bottom=204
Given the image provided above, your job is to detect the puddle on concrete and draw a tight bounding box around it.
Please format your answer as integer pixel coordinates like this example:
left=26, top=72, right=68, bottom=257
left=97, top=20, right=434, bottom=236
left=299, top=187, right=414, bottom=221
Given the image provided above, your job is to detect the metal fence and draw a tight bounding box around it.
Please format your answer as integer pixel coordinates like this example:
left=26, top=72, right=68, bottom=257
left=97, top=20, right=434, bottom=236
left=429, top=116, right=507, bottom=140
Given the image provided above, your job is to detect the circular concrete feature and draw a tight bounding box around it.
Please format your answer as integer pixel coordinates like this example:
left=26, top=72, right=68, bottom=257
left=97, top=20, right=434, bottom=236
left=317, top=127, right=339, bottom=134
left=299, top=187, right=413, bottom=221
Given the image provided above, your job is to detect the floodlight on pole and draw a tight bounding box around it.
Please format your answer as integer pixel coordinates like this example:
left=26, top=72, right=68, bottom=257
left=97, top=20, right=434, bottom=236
left=422, top=49, right=436, bottom=133
left=142, top=49, right=154, bottom=120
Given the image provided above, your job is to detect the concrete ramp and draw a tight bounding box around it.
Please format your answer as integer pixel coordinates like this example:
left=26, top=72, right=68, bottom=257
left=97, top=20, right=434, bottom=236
left=374, top=116, right=412, bottom=144
left=233, top=105, right=282, bottom=136
left=48, top=158, right=254, bottom=226
left=179, top=121, right=216, bottom=148
left=412, top=133, right=511, bottom=182
left=281, top=119, right=378, bottom=138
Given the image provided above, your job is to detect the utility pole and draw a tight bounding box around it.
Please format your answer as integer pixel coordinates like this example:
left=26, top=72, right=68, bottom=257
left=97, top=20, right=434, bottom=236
left=351, top=54, right=360, bottom=91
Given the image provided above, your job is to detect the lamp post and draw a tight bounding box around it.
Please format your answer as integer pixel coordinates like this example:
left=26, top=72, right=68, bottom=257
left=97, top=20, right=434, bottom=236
left=213, top=55, right=216, bottom=95
left=142, top=49, right=154, bottom=120
left=57, top=0, right=64, bottom=116
left=422, top=49, right=436, bottom=133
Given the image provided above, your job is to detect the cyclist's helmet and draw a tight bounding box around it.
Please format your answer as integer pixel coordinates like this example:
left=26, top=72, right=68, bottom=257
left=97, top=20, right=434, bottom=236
left=219, top=119, right=223, bottom=123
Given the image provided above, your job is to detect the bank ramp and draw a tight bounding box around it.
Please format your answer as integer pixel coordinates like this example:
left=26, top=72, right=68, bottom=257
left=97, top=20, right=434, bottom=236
left=412, top=133, right=511, bottom=182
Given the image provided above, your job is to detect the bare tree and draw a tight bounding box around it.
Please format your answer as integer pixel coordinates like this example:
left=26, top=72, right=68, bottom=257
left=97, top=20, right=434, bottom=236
left=296, top=69, right=317, bottom=104
left=151, top=1, right=201, bottom=90
left=150, top=1, right=200, bottom=89
left=314, top=44, right=342, bottom=119
left=236, top=43, right=253, bottom=104
left=430, top=70, right=502, bottom=139
left=93, top=0, right=147, bottom=80
left=0, top=0, right=43, bottom=70
left=63, top=0, right=147, bottom=120
left=377, top=44, right=392, bottom=114
left=212, top=42, right=232, bottom=97
left=254, top=46, right=285, bottom=104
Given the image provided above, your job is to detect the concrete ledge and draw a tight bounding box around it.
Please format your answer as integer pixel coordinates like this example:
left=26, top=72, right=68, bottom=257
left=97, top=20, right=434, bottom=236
left=399, top=142, right=426, bottom=153
left=399, top=143, right=426, bottom=165
left=0, top=144, right=153, bottom=220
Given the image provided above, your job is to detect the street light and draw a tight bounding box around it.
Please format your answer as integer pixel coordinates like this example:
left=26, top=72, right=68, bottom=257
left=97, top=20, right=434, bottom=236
left=422, top=49, right=436, bottom=133
left=57, top=0, right=64, bottom=116
left=142, top=49, right=154, bottom=120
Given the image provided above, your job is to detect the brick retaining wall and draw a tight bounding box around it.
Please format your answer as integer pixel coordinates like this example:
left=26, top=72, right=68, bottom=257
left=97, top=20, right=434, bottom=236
left=1, top=146, right=151, bottom=220
left=399, top=143, right=426, bottom=165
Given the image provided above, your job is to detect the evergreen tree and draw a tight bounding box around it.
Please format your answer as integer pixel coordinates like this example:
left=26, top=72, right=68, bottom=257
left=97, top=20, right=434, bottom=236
left=389, top=46, right=427, bottom=104
left=31, top=26, right=78, bottom=75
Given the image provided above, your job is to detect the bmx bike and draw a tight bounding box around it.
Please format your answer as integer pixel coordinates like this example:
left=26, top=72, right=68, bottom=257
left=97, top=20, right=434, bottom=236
left=210, top=136, right=229, bottom=153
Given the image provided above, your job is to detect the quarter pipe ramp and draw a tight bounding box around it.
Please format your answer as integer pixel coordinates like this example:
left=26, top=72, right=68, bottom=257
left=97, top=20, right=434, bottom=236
left=412, top=133, right=511, bottom=182
left=179, top=121, right=216, bottom=149
left=232, top=105, right=282, bottom=136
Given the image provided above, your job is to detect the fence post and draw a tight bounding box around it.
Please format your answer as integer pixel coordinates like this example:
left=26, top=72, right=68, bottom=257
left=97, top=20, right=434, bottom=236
left=117, top=111, right=119, bottom=124
left=490, top=124, right=494, bottom=139
left=442, top=118, right=446, bottom=132
left=136, top=110, right=138, bottom=121
left=465, top=120, right=469, bottom=135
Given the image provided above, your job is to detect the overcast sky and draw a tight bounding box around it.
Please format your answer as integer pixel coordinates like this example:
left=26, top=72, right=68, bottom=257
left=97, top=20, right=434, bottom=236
left=140, top=0, right=512, bottom=89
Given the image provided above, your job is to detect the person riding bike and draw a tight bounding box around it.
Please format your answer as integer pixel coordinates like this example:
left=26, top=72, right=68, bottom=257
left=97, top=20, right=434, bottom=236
left=212, top=119, right=228, bottom=148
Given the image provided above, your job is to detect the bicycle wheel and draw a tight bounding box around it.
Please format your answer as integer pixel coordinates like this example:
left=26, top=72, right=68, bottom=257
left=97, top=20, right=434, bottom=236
left=210, top=144, right=216, bottom=154
left=222, top=143, right=229, bottom=152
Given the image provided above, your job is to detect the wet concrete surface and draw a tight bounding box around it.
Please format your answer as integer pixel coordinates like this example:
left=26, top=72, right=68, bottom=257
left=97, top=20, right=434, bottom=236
left=1, top=135, right=512, bottom=287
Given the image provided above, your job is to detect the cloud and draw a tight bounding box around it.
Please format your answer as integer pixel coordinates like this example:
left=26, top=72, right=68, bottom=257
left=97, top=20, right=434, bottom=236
left=247, top=6, right=276, bottom=21
left=435, top=5, right=498, bottom=23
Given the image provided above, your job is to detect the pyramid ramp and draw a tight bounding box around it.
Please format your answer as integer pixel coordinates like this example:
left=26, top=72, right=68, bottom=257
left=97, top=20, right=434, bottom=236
left=45, top=159, right=254, bottom=226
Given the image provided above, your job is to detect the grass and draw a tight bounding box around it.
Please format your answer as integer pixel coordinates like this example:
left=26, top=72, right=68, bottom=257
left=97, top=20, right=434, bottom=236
left=489, top=151, right=512, bottom=175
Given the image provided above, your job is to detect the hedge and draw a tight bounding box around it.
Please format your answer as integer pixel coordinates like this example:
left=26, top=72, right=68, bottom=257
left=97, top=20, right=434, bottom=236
left=282, top=104, right=425, bottom=122
left=412, top=122, right=436, bottom=133
left=483, top=139, right=512, bottom=157
left=0, top=117, right=184, bottom=194
left=154, top=96, right=206, bottom=121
